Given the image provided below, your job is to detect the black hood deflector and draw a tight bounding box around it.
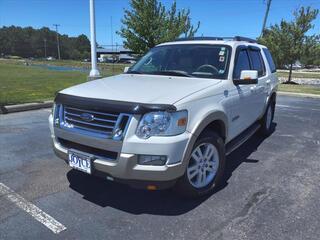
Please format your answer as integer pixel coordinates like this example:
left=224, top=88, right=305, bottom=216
left=54, top=93, right=177, bottom=114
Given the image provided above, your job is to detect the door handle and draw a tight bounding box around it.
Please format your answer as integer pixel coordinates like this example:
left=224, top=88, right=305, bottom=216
left=266, top=79, right=271, bottom=84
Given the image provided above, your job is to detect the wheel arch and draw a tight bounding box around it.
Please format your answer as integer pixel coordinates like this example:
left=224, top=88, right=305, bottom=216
left=191, top=111, right=228, bottom=142
left=181, top=111, right=228, bottom=170
left=268, top=91, right=277, bottom=104
left=259, top=91, right=277, bottom=120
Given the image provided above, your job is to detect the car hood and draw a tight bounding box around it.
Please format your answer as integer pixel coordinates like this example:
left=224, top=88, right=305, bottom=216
left=60, top=74, right=221, bottom=105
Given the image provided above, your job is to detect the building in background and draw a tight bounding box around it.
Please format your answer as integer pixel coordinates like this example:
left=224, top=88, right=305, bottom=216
left=97, top=46, right=136, bottom=63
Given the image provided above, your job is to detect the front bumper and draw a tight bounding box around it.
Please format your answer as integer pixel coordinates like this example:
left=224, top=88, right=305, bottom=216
left=49, top=114, right=192, bottom=187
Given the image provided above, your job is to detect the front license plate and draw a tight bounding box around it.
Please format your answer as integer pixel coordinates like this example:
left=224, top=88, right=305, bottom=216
left=68, top=150, right=92, bottom=174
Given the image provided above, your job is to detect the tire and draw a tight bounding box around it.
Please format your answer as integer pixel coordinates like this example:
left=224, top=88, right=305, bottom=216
left=175, top=131, right=226, bottom=198
left=259, top=100, right=275, bottom=136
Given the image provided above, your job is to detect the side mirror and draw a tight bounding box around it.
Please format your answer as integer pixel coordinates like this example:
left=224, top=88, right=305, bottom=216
left=124, top=66, right=130, bottom=73
left=234, top=70, right=258, bottom=85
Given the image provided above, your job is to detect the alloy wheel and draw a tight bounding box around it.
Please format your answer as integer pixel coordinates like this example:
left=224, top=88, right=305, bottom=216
left=187, top=143, right=219, bottom=188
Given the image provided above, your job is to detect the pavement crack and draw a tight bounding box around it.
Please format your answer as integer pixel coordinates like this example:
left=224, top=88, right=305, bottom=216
left=199, top=187, right=271, bottom=240
left=233, top=188, right=270, bottom=221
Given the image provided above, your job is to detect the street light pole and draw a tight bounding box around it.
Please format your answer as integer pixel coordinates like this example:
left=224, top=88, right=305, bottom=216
left=89, top=0, right=101, bottom=80
left=261, top=0, right=272, bottom=37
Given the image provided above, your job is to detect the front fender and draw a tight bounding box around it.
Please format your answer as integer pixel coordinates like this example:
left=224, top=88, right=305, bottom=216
left=190, top=111, right=228, bottom=139
left=179, top=110, right=228, bottom=170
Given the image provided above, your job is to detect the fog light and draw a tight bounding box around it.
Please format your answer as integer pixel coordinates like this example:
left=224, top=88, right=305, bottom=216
left=138, top=155, right=167, bottom=166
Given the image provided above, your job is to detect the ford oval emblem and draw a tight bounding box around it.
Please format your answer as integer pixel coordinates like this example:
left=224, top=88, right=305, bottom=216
left=80, top=113, right=95, bottom=122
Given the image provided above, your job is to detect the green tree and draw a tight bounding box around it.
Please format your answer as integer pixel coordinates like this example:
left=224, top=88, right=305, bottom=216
left=301, top=35, right=320, bottom=67
left=259, top=6, right=319, bottom=82
left=118, top=0, right=200, bottom=54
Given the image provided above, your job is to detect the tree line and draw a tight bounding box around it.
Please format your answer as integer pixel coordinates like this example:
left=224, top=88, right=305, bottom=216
left=259, top=6, right=319, bottom=82
left=0, top=26, right=90, bottom=60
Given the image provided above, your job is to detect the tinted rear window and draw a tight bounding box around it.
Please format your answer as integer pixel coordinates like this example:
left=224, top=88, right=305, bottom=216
left=263, top=48, right=276, bottom=73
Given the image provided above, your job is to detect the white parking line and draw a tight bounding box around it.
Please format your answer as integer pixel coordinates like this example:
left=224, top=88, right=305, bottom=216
left=0, top=183, right=66, bottom=234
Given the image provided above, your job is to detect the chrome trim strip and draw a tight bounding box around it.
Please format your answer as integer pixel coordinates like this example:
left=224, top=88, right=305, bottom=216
left=65, top=116, right=114, bottom=129
left=64, top=106, right=119, bottom=118
left=61, top=124, right=113, bottom=138
left=112, top=113, right=132, bottom=141
left=65, top=111, right=117, bottom=123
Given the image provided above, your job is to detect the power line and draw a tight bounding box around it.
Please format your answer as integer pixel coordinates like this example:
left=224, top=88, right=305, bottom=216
left=53, top=24, right=61, bottom=60
left=261, top=0, right=272, bottom=37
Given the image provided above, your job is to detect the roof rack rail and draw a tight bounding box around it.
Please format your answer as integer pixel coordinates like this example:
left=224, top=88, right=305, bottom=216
left=233, top=36, right=257, bottom=43
left=173, top=36, right=257, bottom=43
left=174, top=37, right=225, bottom=41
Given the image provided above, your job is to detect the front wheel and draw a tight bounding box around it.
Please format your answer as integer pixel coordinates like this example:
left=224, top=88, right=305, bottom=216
left=259, top=101, right=275, bottom=136
left=175, top=131, right=225, bottom=198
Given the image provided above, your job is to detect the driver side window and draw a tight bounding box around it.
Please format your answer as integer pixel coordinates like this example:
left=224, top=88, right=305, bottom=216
left=233, top=49, right=250, bottom=79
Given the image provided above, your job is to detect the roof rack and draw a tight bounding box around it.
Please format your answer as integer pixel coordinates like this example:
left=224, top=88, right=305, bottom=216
left=174, top=37, right=225, bottom=41
left=173, top=36, right=257, bottom=43
left=233, top=36, right=257, bottom=43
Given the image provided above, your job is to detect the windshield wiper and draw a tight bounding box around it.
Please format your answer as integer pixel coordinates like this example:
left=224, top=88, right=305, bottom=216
left=149, top=70, right=192, bottom=77
left=127, top=70, right=142, bottom=74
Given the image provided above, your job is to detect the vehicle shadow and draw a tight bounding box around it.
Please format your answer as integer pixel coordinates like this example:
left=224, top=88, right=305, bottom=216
left=67, top=123, right=276, bottom=216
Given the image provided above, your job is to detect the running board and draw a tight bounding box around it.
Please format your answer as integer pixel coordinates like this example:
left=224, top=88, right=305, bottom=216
left=225, top=123, right=261, bottom=155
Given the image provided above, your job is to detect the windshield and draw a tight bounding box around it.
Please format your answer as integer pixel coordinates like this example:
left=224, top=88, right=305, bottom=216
left=128, top=44, right=231, bottom=79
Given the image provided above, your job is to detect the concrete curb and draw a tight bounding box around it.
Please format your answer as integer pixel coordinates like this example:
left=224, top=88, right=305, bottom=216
left=0, top=101, right=53, bottom=114
left=278, top=91, right=320, bottom=99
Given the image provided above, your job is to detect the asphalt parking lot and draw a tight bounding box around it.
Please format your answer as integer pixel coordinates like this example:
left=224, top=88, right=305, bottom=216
left=0, top=95, right=319, bottom=240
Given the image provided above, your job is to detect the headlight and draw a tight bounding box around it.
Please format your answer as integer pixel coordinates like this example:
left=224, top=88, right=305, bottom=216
left=136, top=110, right=188, bottom=139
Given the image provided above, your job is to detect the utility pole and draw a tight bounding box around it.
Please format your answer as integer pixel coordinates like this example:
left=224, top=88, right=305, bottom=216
left=88, top=0, right=101, bottom=80
left=43, top=38, right=47, bottom=58
left=53, top=24, right=61, bottom=60
left=261, top=0, right=272, bottom=37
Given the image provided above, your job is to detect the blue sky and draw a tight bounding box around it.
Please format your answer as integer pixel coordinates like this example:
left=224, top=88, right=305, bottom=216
left=0, top=0, right=319, bottom=47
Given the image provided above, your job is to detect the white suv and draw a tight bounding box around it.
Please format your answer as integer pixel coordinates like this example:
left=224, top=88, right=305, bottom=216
left=49, top=36, right=278, bottom=197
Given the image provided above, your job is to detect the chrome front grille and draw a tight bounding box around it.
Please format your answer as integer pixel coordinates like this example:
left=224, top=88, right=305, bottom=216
left=54, top=104, right=131, bottom=140
left=64, top=106, right=118, bottom=134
